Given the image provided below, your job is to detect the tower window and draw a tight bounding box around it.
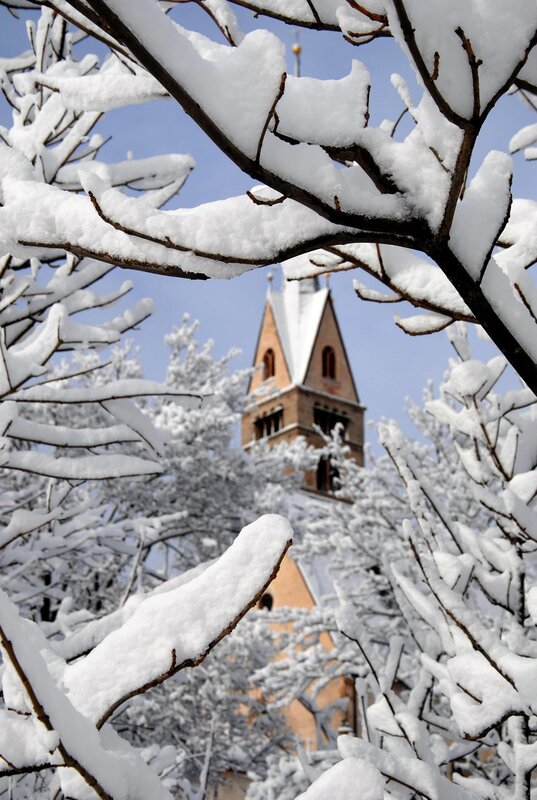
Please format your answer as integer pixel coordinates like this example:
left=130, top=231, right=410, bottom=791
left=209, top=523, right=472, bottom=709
left=255, top=408, right=283, bottom=439
left=316, top=456, right=339, bottom=493
left=313, top=405, right=348, bottom=436
left=258, top=593, right=274, bottom=611
left=322, top=346, right=336, bottom=379
left=263, top=348, right=275, bottom=379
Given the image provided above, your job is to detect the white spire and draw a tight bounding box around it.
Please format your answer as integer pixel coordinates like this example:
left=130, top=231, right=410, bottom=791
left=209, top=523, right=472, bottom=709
left=266, top=270, right=274, bottom=298
left=269, top=267, right=327, bottom=385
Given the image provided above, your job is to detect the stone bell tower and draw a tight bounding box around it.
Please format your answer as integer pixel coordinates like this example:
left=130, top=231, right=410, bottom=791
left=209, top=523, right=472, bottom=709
left=241, top=266, right=364, bottom=492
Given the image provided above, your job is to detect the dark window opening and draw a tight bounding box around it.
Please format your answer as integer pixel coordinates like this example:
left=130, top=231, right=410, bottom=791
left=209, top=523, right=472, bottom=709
left=322, top=346, right=336, bottom=379
left=40, top=572, right=57, bottom=622
left=316, top=456, right=339, bottom=493
left=258, top=593, right=274, bottom=611
left=254, top=409, right=283, bottom=439
left=313, top=405, right=348, bottom=436
left=263, top=348, right=275, bottom=379
left=367, top=563, right=390, bottom=600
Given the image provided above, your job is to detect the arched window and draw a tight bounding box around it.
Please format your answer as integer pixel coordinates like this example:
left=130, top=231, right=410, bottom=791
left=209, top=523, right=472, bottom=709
left=258, top=592, right=274, bottom=611
left=316, top=456, right=339, bottom=493
left=263, top=348, right=275, bottom=379
left=322, top=346, right=336, bottom=379
left=313, top=405, right=348, bottom=436
left=254, top=408, right=283, bottom=440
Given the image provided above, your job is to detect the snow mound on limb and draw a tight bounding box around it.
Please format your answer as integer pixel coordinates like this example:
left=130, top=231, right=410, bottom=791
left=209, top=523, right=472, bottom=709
left=103, top=0, right=286, bottom=160
left=294, top=757, right=384, bottom=800
left=387, top=0, right=537, bottom=121
left=449, top=152, right=512, bottom=280
left=275, top=60, right=370, bottom=147
left=64, top=514, right=293, bottom=724
left=338, top=733, right=478, bottom=800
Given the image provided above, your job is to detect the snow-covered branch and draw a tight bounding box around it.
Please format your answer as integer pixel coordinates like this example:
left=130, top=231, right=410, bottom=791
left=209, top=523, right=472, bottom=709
left=1, top=0, right=535, bottom=390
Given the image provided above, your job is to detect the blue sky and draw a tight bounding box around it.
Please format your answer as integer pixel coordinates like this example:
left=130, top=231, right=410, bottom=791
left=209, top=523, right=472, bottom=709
left=1, top=5, right=534, bottom=444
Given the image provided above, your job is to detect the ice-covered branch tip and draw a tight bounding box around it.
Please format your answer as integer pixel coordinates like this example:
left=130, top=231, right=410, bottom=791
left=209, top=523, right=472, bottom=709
left=62, top=514, right=293, bottom=726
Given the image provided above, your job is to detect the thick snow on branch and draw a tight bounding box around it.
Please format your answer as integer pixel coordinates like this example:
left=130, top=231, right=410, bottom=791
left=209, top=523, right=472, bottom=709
left=449, top=151, right=512, bottom=280
left=275, top=62, right=370, bottom=147
left=0, top=515, right=292, bottom=794
left=1, top=449, right=164, bottom=480
left=339, top=735, right=477, bottom=800
left=0, top=0, right=536, bottom=391
left=10, top=379, right=202, bottom=404
left=63, top=514, right=292, bottom=724
left=56, top=154, right=194, bottom=194
left=32, top=66, right=167, bottom=113
left=287, top=246, right=470, bottom=315
left=0, top=588, right=174, bottom=800
left=53, top=559, right=214, bottom=662
left=223, top=0, right=390, bottom=40
left=498, top=198, right=537, bottom=271
left=295, top=757, right=384, bottom=800
left=0, top=160, right=355, bottom=276
left=387, top=0, right=537, bottom=121
left=102, top=0, right=286, bottom=160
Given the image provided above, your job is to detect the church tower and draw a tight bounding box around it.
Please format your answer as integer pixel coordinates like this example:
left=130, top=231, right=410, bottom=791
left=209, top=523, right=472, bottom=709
left=241, top=271, right=364, bottom=492
left=237, top=267, right=364, bottom=758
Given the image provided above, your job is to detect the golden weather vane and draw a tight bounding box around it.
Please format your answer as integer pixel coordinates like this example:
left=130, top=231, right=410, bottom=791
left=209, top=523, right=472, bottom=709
left=292, top=30, right=302, bottom=78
